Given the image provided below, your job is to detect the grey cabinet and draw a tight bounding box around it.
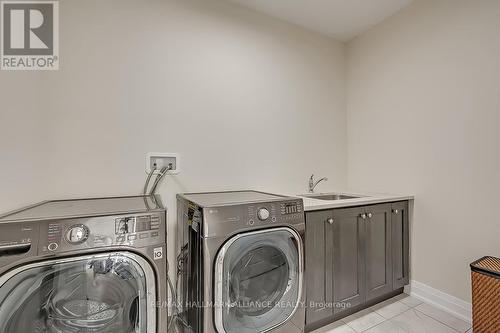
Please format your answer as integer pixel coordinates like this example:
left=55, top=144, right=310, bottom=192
left=305, top=201, right=409, bottom=330
left=391, top=201, right=410, bottom=289
left=331, top=206, right=365, bottom=316
left=305, top=210, right=334, bottom=325
left=365, top=203, right=393, bottom=301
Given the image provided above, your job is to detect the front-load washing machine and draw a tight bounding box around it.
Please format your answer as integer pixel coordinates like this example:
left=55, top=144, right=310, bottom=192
left=0, top=195, right=168, bottom=333
left=176, top=190, right=305, bottom=333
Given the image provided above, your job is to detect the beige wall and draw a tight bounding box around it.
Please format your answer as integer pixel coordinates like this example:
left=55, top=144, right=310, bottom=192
left=0, top=72, right=47, bottom=210
left=347, top=0, right=500, bottom=302
left=0, top=0, right=347, bottom=274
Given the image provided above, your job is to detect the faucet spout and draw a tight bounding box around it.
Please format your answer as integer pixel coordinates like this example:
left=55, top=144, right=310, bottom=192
left=308, top=174, right=328, bottom=193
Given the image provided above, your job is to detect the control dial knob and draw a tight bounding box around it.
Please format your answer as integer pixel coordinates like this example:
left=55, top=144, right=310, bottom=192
left=66, top=225, right=89, bottom=244
left=257, top=208, right=270, bottom=221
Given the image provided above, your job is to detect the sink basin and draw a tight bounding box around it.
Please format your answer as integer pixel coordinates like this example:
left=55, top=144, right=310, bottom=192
left=303, top=194, right=362, bottom=201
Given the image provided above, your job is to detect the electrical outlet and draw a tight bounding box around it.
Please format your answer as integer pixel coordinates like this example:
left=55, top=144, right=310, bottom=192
left=146, top=153, right=180, bottom=174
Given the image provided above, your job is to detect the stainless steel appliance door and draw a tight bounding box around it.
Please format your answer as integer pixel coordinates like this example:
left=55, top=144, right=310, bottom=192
left=0, top=252, right=156, bottom=333
left=214, top=227, right=303, bottom=333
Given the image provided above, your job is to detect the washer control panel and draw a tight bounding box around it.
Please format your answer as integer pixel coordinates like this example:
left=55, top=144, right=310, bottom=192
left=39, top=212, right=165, bottom=254
left=245, top=200, right=303, bottom=227
left=203, top=199, right=304, bottom=237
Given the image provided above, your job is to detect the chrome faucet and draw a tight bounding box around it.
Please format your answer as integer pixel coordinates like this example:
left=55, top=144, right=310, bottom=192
left=309, top=174, right=328, bottom=193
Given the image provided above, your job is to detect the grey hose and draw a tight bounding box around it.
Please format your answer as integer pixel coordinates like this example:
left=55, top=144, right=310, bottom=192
left=148, top=165, right=172, bottom=195
left=143, top=165, right=157, bottom=195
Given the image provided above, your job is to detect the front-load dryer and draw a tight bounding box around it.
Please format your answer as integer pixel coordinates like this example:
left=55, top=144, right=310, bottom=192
left=0, top=195, right=168, bottom=333
left=176, top=190, right=305, bottom=333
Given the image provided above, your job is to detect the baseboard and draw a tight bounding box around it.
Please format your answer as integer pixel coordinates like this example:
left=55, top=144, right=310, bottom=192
left=405, top=280, right=472, bottom=323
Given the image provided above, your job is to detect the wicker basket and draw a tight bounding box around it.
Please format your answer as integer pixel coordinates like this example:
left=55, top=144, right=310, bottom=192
left=471, top=256, right=500, bottom=333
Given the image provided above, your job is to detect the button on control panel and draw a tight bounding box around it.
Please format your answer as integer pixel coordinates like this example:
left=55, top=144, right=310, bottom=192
left=150, top=215, right=160, bottom=230
left=47, top=224, right=62, bottom=245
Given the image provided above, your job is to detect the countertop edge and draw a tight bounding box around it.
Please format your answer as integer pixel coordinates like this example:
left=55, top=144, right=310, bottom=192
left=300, top=195, right=414, bottom=212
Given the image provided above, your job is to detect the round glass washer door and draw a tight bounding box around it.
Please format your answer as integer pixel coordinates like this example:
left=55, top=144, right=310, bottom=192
left=214, top=227, right=303, bottom=333
left=0, top=252, right=156, bottom=333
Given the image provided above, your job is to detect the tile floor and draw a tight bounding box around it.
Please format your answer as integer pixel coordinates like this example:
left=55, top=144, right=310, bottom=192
left=312, top=293, right=472, bottom=333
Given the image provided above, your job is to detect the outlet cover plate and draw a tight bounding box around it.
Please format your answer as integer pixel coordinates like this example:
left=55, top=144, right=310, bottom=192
left=146, top=153, right=180, bottom=174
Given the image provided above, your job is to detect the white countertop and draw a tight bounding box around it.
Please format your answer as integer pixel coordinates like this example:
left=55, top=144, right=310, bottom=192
left=293, top=191, right=414, bottom=211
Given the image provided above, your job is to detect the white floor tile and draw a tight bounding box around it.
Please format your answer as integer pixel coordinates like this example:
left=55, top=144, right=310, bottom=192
left=311, top=321, right=357, bottom=333
left=342, top=308, right=385, bottom=332
left=390, top=309, right=458, bottom=333
left=363, top=320, right=409, bottom=333
left=415, top=303, right=471, bottom=333
left=393, top=294, right=423, bottom=308
left=311, top=295, right=474, bottom=333
left=370, top=298, right=410, bottom=319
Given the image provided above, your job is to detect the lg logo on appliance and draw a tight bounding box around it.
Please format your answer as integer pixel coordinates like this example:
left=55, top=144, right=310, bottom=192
left=153, top=247, right=164, bottom=260
left=1, top=0, right=59, bottom=70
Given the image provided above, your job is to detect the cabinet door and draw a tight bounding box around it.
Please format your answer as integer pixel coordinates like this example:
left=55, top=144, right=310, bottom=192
left=392, top=201, right=410, bottom=289
left=365, top=203, right=393, bottom=301
left=332, top=206, right=365, bottom=315
left=305, top=210, right=334, bottom=326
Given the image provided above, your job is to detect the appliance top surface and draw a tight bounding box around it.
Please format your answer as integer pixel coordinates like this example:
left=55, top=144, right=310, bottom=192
left=179, top=190, right=295, bottom=207
left=0, top=195, right=164, bottom=222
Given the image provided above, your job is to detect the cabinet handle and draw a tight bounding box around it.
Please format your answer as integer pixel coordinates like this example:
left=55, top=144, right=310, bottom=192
left=360, top=213, right=367, bottom=219
left=393, top=209, right=399, bottom=215
left=327, top=218, right=334, bottom=225
left=367, top=213, right=373, bottom=219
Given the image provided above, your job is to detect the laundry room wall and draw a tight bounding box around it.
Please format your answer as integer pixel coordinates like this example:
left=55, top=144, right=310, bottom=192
left=346, top=0, right=500, bottom=303
left=0, top=0, right=347, bottom=279
left=0, top=72, right=48, bottom=211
